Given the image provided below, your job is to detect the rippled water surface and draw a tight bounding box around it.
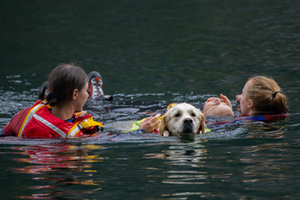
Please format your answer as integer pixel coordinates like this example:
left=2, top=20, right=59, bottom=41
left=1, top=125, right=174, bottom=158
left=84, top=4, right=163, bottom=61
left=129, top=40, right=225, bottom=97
left=1, top=0, right=300, bottom=199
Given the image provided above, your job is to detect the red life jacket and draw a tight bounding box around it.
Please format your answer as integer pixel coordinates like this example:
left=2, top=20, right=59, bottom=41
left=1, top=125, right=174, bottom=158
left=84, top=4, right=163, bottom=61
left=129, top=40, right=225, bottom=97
left=3, top=100, right=103, bottom=139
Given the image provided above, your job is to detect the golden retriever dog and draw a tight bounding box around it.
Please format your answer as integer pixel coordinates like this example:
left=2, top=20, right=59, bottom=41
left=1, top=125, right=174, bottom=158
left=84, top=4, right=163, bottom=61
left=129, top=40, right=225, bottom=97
left=159, top=103, right=206, bottom=136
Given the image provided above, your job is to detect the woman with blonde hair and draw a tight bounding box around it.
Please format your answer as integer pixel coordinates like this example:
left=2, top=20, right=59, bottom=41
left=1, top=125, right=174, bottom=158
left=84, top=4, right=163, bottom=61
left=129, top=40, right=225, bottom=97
left=203, top=76, right=289, bottom=119
left=236, top=76, right=289, bottom=116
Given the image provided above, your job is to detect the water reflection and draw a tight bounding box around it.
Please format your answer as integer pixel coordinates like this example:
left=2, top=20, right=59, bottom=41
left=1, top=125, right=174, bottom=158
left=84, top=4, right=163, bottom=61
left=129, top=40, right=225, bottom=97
left=143, top=132, right=295, bottom=199
left=245, top=122, right=288, bottom=138
left=9, top=143, right=104, bottom=199
left=144, top=140, right=231, bottom=198
left=240, top=142, right=291, bottom=191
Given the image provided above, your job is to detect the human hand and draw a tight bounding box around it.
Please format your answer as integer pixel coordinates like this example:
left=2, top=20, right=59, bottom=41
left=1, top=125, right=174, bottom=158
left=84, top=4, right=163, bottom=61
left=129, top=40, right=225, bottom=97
left=220, top=94, right=232, bottom=108
left=139, top=114, right=161, bottom=133
left=205, top=97, right=219, bottom=104
left=235, top=94, right=241, bottom=104
left=77, top=111, right=88, bottom=117
left=205, top=97, right=222, bottom=105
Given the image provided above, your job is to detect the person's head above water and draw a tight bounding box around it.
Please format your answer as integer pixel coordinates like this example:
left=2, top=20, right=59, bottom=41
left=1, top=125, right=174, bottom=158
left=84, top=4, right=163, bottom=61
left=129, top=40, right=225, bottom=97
left=236, top=76, right=289, bottom=116
left=47, top=63, right=88, bottom=112
left=203, top=95, right=235, bottom=117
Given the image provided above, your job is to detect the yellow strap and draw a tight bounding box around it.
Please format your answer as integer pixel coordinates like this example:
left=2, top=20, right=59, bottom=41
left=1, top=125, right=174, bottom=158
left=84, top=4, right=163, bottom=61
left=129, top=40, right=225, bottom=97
left=78, top=117, right=103, bottom=129
left=128, top=115, right=163, bottom=132
left=67, top=124, right=81, bottom=137
left=67, top=117, right=103, bottom=137
left=167, top=103, right=178, bottom=110
left=128, top=118, right=145, bottom=132
left=204, top=126, right=211, bottom=133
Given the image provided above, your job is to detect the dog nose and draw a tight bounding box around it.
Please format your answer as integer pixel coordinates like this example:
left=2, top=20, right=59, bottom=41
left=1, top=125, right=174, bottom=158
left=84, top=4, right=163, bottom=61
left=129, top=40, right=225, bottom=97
left=184, top=118, right=193, bottom=124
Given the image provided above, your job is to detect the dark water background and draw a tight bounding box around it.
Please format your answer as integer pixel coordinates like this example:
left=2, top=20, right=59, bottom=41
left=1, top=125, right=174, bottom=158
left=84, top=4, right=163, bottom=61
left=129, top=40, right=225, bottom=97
left=1, top=0, right=300, bottom=199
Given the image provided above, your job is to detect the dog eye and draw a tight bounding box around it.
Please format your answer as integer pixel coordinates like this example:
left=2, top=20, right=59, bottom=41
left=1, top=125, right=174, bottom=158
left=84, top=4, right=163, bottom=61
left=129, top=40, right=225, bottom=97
left=191, top=112, right=196, bottom=117
left=175, top=113, right=181, bottom=117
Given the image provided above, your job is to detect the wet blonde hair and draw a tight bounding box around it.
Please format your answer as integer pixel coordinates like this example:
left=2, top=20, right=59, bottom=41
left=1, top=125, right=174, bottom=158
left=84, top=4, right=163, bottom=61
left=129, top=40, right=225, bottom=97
left=247, top=76, right=288, bottom=114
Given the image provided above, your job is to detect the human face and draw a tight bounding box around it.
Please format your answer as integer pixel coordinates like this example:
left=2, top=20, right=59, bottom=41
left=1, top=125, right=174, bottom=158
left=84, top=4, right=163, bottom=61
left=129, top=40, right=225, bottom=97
left=236, top=80, right=253, bottom=116
left=73, top=82, right=89, bottom=113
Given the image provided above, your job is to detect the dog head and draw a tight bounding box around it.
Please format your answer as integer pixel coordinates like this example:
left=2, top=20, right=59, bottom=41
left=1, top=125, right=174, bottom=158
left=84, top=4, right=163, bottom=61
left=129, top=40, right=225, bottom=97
left=159, top=103, right=206, bottom=136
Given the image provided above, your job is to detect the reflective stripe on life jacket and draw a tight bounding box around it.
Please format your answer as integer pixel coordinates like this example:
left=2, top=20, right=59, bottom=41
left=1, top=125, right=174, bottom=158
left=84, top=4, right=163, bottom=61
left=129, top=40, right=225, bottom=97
left=33, top=114, right=67, bottom=138
left=18, top=102, right=47, bottom=137
left=67, top=124, right=81, bottom=138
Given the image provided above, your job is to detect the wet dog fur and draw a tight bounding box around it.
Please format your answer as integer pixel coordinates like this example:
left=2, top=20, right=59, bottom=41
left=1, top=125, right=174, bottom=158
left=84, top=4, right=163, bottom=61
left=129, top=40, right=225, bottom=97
left=159, top=103, right=206, bottom=136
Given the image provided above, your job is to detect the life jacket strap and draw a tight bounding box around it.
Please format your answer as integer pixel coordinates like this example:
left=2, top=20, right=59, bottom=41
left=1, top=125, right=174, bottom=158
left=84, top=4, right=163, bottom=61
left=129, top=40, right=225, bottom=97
left=18, top=103, right=47, bottom=137
left=68, top=117, right=104, bottom=137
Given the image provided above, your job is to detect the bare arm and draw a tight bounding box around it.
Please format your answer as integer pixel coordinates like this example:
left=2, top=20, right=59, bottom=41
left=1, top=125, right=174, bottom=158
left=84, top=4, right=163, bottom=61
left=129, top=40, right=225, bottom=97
left=139, top=114, right=161, bottom=133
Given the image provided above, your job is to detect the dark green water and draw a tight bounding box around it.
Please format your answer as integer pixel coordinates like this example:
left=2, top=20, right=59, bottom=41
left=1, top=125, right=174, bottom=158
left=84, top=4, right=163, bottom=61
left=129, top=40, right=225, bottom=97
left=1, top=0, right=300, bottom=199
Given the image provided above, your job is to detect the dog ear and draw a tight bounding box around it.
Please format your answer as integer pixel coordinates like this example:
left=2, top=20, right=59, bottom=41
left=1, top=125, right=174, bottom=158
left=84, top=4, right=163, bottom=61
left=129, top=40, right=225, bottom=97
left=159, top=114, right=168, bottom=136
left=198, top=113, right=206, bottom=134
